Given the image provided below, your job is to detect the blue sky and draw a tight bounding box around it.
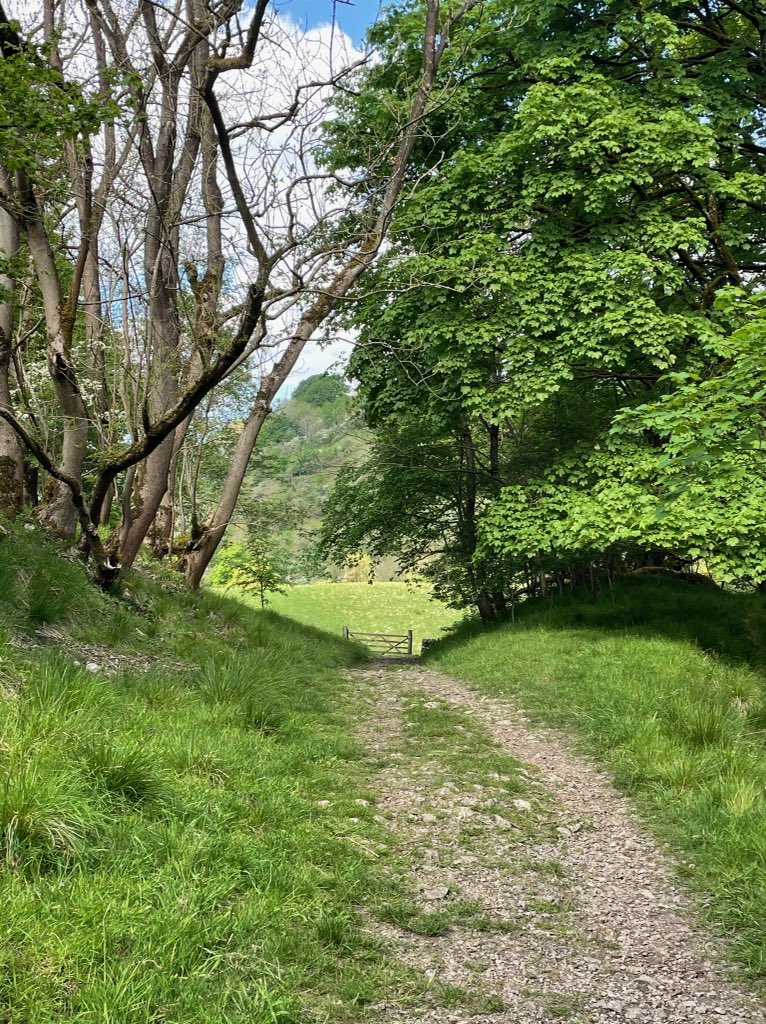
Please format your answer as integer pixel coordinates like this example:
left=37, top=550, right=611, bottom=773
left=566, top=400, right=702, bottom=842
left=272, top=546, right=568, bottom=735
left=278, top=0, right=398, bottom=389
left=289, top=0, right=388, bottom=46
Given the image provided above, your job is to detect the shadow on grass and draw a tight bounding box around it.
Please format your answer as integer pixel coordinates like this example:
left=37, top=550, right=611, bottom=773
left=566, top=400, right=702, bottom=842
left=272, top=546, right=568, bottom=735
left=428, top=575, right=766, bottom=674
left=255, top=609, right=370, bottom=665
left=191, top=588, right=368, bottom=668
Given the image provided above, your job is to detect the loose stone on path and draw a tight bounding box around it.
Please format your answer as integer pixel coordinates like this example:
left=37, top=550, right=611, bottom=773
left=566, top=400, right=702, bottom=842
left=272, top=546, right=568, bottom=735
left=354, top=664, right=764, bottom=1024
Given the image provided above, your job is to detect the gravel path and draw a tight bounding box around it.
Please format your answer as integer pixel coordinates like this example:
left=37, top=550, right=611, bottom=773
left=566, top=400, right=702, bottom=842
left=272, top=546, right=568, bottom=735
left=354, top=663, right=765, bottom=1024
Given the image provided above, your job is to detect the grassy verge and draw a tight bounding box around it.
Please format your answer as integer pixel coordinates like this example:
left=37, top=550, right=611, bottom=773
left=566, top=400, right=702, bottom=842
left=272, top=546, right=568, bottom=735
left=427, top=575, right=766, bottom=976
left=262, top=581, right=461, bottom=652
left=0, top=526, right=418, bottom=1022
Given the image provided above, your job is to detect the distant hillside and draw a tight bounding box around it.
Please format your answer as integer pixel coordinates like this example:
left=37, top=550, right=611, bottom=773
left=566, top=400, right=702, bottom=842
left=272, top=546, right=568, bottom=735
left=209, top=373, right=399, bottom=586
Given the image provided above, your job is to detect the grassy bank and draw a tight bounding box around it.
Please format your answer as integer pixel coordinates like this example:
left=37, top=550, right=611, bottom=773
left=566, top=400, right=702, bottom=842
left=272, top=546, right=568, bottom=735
left=264, top=581, right=461, bottom=652
left=0, top=527, right=409, bottom=1022
left=428, top=575, right=766, bottom=975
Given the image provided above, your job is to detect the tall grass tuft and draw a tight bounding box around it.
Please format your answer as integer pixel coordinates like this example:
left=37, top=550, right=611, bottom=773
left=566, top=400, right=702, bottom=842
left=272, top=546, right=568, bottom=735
left=78, top=738, right=167, bottom=803
left=23, top=569, right=72, bottom=626
left=0, top=755, right=103, bottom=869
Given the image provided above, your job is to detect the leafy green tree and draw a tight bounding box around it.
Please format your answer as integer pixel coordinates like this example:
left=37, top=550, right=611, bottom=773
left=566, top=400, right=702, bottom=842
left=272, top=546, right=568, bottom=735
left=322, top=0, right=766, bottom=595
left=291, top=373, right=349, bottom=409
left=621, top=292, right=766, bottom=480
left=208, top=540, right=285, bottom=608
left=258, top=412, right=299, bottom=447
left=320, top=419, right=510, bottom=618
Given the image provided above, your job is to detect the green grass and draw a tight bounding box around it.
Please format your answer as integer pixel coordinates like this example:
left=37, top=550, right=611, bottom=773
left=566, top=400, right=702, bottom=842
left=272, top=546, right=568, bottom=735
left=427, top=574, right=766, bottom=976
left=262, top=581, right=461, bottom=653
left=0, top=526, right=427, bottom=1022
left=522, top=989, right=588, bottom=1022
left=380, top=896, right=522, bottom=938
left=400, top=694, right=529, bottom=797
left=13, top=534, right=766, bottom=1013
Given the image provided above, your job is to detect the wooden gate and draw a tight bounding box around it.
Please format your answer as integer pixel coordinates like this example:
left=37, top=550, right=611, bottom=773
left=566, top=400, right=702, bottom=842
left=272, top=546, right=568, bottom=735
left=343, top=626, right=414, bottom=657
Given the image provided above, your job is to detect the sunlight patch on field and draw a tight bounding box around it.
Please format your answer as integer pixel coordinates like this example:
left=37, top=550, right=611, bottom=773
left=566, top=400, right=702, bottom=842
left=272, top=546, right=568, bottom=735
left=265, top=582, right=463, bottom=650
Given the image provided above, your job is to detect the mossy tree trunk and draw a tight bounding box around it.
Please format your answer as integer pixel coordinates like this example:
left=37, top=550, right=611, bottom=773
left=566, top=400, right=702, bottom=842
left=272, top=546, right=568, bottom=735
left=0, top=165, right=24, bottom=521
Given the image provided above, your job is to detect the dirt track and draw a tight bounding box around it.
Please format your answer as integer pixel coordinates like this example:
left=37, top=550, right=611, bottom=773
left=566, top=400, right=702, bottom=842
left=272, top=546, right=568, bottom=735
left=354, top=663, right=763, bottom=1024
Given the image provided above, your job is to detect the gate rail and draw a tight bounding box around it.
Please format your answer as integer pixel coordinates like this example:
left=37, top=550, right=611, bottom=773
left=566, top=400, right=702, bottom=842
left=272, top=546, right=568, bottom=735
left=343, top=626, right=413, bottom=657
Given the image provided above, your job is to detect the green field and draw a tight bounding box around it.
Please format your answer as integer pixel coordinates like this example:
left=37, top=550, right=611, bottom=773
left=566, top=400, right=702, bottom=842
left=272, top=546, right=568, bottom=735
left=263, top=581, right=462, bottom=652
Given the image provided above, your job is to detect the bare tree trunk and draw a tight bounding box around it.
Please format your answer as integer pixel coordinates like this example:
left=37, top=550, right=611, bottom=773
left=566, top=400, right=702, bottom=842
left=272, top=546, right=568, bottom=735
left=0, top=167, right=23, bottom=520
left=83, top=238, right=112, bottom=434
left=115, top=5, right=214, bottom=569
left=23, top=190, right=90, bottom=537
left=116, top=143, right=183, bottom=565
left=117, top=186, right=182, bottom=566
left=121, top=432, right=176, bottom=567
left=81, top=236, right=119, bottom=528
left=99, top=481, right=115, bottom=525
left=118, top=463, right=136, bottom=553
left=148, top=416, right=190, bottom=556
left=149, top=67, right=224, bottom=561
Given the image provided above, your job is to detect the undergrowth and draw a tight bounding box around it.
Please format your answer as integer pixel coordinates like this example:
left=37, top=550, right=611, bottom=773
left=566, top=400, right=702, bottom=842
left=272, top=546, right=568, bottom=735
left=428, top=574, right=766, bottom=976
left=0, top=525, right=421, bottom=1023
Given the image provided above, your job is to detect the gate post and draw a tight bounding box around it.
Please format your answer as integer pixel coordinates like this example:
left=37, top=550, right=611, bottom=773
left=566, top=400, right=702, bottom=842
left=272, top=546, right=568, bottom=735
left=343, top=625, right=349, bottom=640
left=407, top=630, right=413, bottom=656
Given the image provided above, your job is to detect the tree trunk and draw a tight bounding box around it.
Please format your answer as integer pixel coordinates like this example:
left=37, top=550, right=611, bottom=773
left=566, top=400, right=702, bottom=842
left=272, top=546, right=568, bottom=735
left=460, top=422, right=497, bottom=615
left=23, top=461, right=38, bottom=508
left=120, top=431, right=176, bottom=568
left=182, top=395, right=271, bottom=587
left=22, top=191, right=90, bottom=537
left=99, top=481, right=114, bottom=526
left=0, top=367, right=22, bottom=522
left=113, top=15, right=213, bottom=570
left=476, top=591, right=496, bottom=623
left=148, top=415, right=190, bottom=557
left=0, top=168, right=23, bottom=520
left=115, top=95, right=184, bottom=568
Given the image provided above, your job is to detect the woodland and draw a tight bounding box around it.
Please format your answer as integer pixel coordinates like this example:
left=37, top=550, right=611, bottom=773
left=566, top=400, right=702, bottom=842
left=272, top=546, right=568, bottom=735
left=0, top=0, right=763, bottom=615
left=2, top=3, right=766, bottom=1021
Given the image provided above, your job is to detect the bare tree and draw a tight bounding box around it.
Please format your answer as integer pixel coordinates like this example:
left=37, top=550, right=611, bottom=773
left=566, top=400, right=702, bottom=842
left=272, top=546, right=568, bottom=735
left=0, top=0, right=481, bottom=587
